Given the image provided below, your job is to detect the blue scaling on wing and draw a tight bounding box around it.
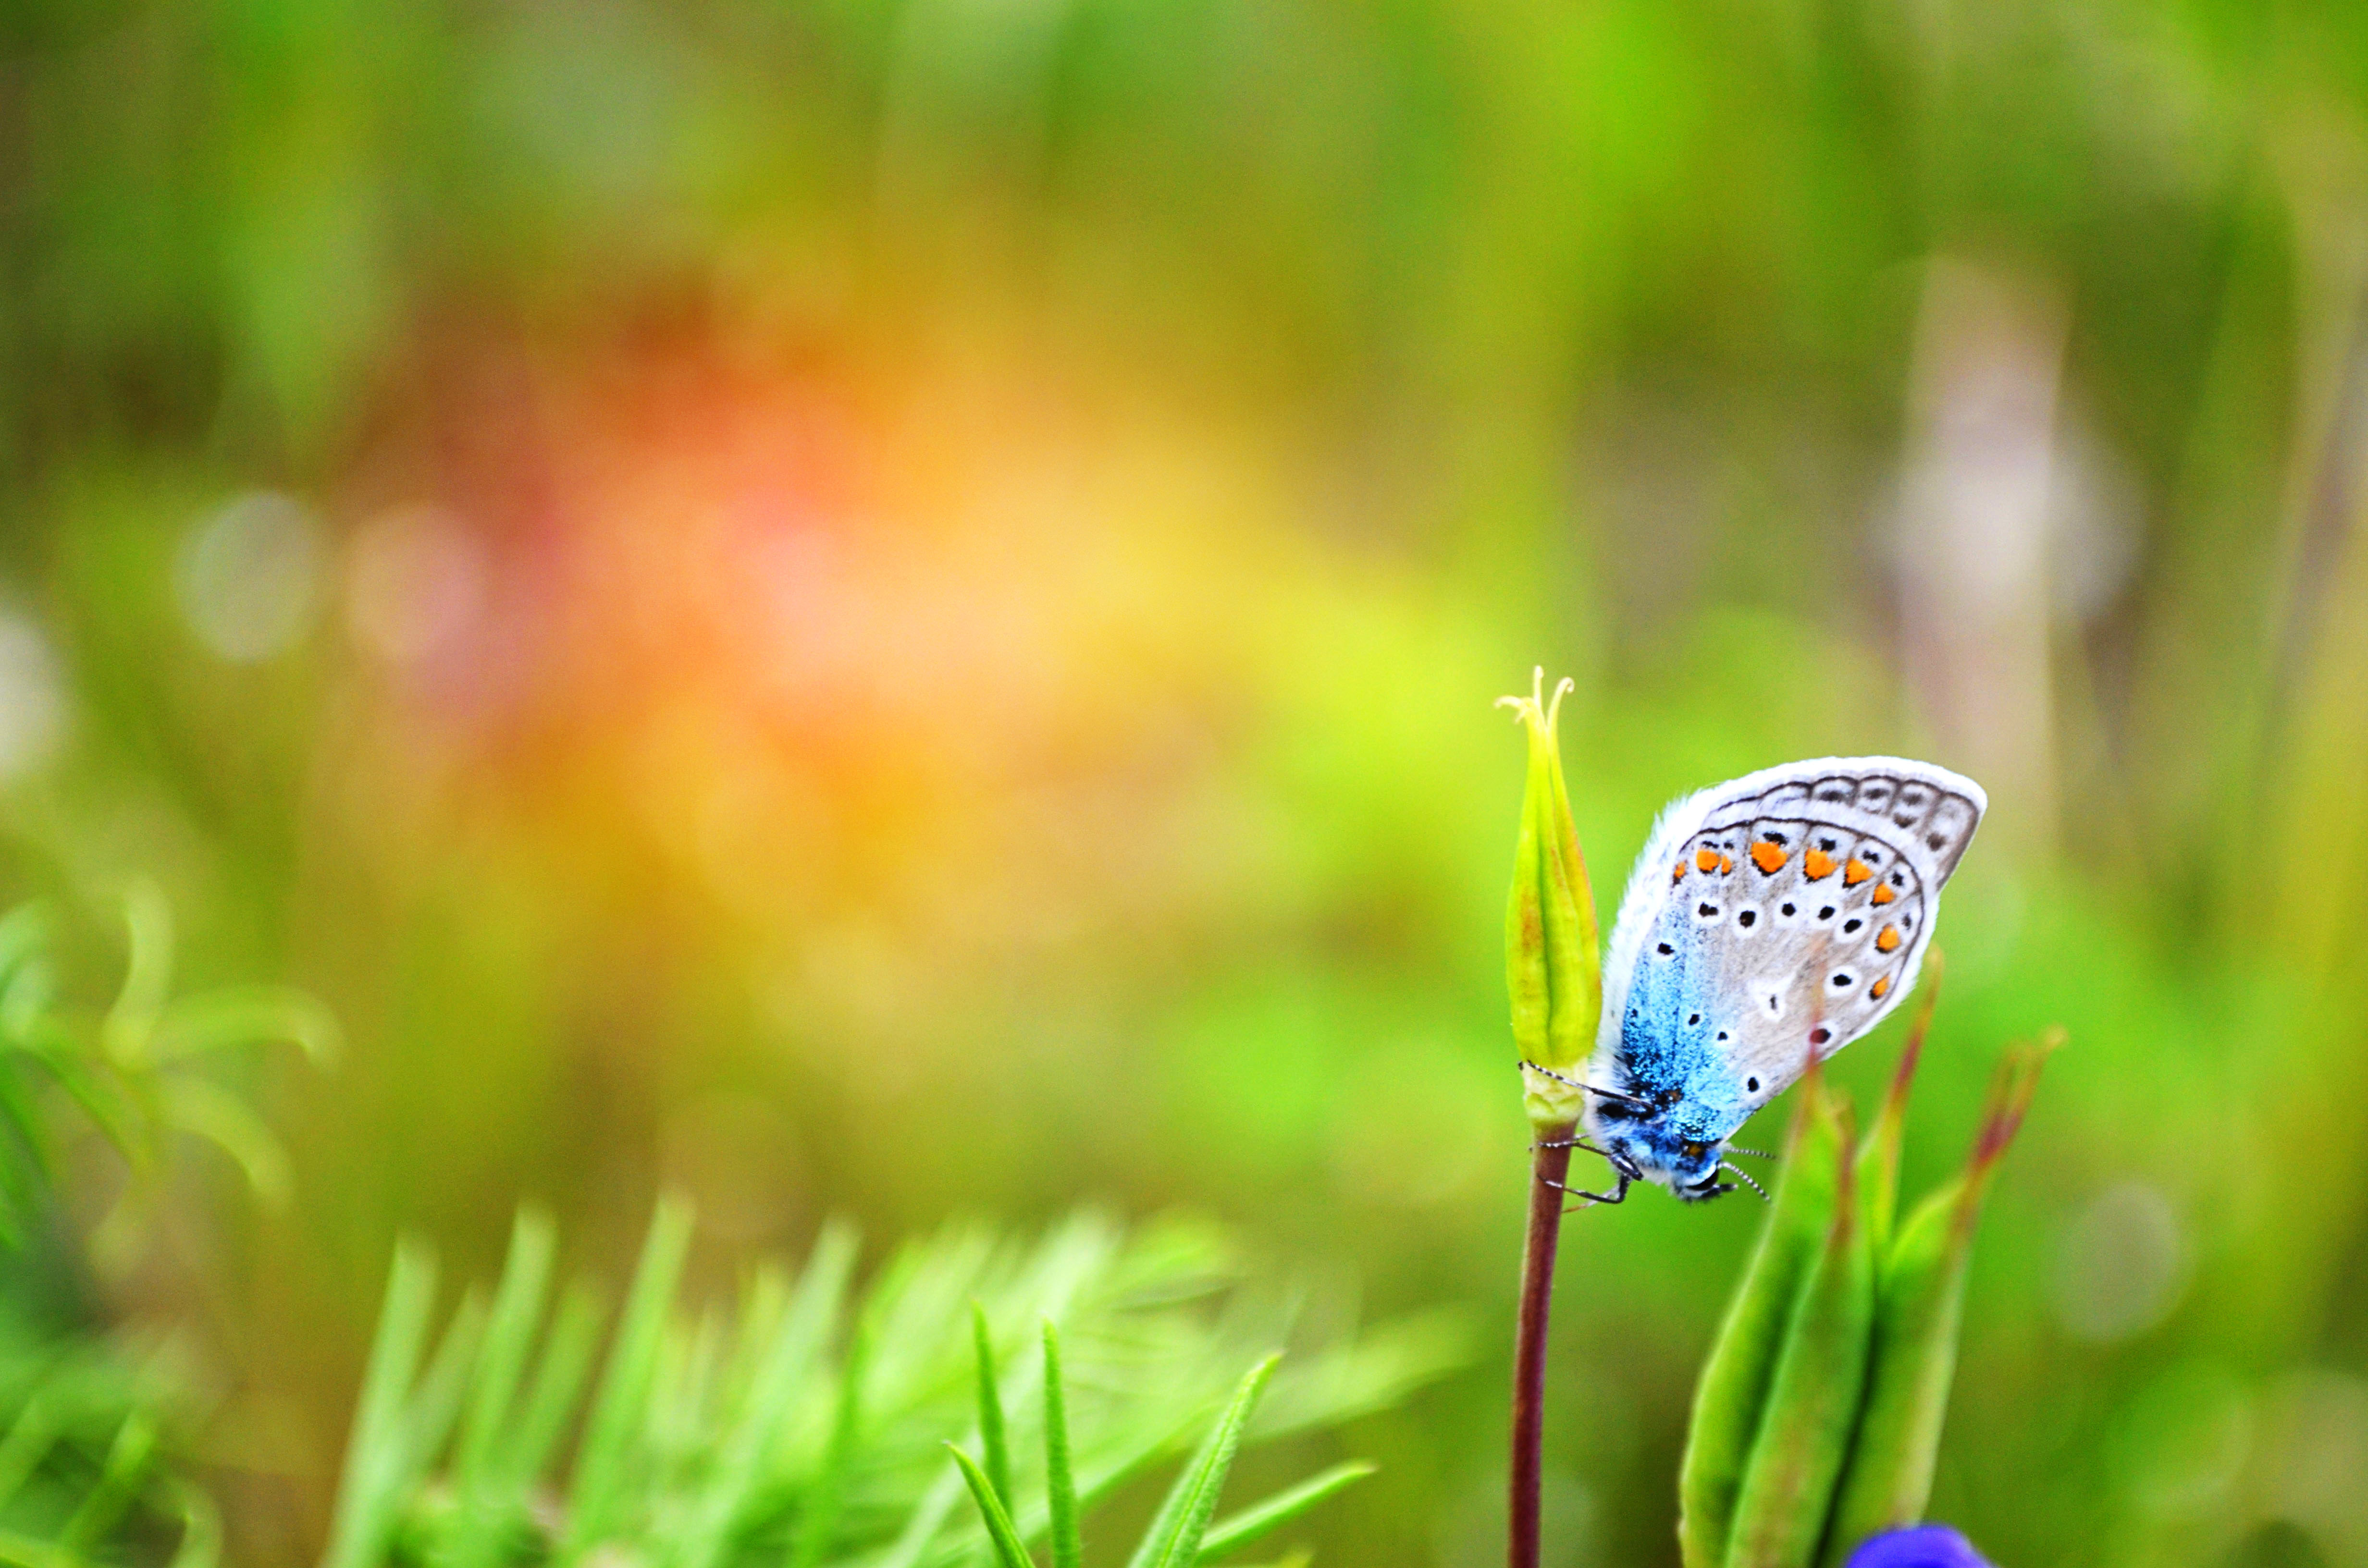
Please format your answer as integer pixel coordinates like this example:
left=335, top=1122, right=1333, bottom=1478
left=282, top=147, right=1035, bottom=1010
left=1614, top=903, right=1726, bottom=1127
left=1610, top=901, right=1771, bottom=1145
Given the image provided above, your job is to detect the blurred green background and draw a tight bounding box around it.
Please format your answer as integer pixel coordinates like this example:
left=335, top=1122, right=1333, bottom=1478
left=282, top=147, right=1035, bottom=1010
left=4, top=0, right=2368, bottom=1563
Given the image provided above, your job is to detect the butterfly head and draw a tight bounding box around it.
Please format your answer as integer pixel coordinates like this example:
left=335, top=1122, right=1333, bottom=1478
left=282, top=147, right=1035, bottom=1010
left=1584, top=1095, right=1737, bottom=1201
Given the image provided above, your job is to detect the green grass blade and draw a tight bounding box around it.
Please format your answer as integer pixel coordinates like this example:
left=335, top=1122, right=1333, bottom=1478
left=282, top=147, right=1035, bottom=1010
left=20, top=1049, right=132, bottom=1162
left=513, top=1283, right=606, bottom=1485
left=946, top=1444, right=1036, bottom=1568
left=1126, top=1354, right=1281, bottom=1568
left=407, top=1288, right=490, bottom=1487
left=1193, top=1459, right=1374, bottom=1564
left=322, top=1240, right=438, bottom=1568
left=0, top=906, right=47, bottom=994
left=789, top=1322, right=869, bottom=1568
left=150, top=985, right=342, bottom=1066
left=972, top=1301, right=1013, bottom=1513
left=669, top=1222, right=856, bottom=1568
left=1725, top=1098, right=1876, bottom=1568
left=1821, top=1033, right=2057, bottom=1566
left=159, top=1078, right=293, bottom=1206
left=458, top=1210, right=556, bottom=1488
left=0, top=955, right=56, bottom=1045
left=1856, top=954, right=1941, bottom=1254
left=0, top=1066, right=52, bottom=1188
left=101, top=881, right=173, bottom=1065
left=0, top=1396, right=60, bottom=1513
left=1041, top=1319, right=1081, bottom=1568
left=561, top=1197, right=693, bottom=1559
left=1679, top=1077, right=1845, bottom=1568
left=59, top=1411, right=158, bottom=1551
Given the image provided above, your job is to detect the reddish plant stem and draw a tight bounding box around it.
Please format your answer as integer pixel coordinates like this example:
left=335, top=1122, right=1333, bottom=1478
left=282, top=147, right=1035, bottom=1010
left=1509, top=1126, right=1574, bottom=1568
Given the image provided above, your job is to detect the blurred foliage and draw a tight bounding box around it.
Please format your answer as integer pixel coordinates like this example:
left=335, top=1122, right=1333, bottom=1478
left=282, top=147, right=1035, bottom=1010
left=0, top=1303, right=215, bottom=1568
left=0, top=884, right=329, bottom=1568
left=0, top=884, right=332, bottom=1257
left=7, top=0, right=2368, bottom=1565
left=949, top=1322, right=1369, bottom=1568
left=323, top=1205, right=1460, bottom=1568
left=1677, top=995, right=2052, bottom=1568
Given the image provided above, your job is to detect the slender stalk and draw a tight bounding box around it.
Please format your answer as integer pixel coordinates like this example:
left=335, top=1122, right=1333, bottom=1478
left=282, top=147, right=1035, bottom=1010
left=1509, top=1126, right=1574, bottom=1568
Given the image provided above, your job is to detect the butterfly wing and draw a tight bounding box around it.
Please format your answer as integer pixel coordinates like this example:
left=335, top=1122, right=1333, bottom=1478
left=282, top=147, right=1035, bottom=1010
left=1593, top=758, right=1985, bottom=1127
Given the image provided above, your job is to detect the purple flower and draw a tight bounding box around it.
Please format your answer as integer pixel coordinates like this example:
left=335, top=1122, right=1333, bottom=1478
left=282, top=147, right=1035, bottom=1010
left=1846, top=1525, right=1994, bottom=1568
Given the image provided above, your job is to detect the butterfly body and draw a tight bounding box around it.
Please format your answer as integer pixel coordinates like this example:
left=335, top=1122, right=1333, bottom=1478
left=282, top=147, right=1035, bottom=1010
left=1575, top=757, right=1986, bottom=1202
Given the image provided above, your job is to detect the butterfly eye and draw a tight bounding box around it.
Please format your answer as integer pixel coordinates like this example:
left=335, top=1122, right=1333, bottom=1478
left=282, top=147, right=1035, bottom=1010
left=1681, top=1139, right=1708, bottom=1160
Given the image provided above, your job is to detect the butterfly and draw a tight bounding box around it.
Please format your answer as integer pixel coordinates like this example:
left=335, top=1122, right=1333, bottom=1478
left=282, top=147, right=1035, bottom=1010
left=1527, top=758, right=1985, bottom=1205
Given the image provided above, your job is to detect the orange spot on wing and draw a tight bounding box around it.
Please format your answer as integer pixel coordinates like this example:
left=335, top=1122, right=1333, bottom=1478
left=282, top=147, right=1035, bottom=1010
left=1696, top=847, right=1721, bottom=873
left=1871, top=975, right=1890, bottom=999
left=1750, top=841, right=1788, bottom=874
left=1843, top=857, right=1872, bottom=885
left=1876, top=925, right=1902, bottom=952
left=1803, top=848, right=1838, bottom=880
left=1871, top=884, right=1896, bottom=905
left=1718, top=854, right=1734, bottom=874
left=1673, top=860, right=1687, bottom=884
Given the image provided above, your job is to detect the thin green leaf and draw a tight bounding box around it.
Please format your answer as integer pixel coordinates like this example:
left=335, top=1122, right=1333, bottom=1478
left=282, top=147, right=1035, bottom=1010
left=151, top=985, right=343, bottom=1066
left=22, top=1049, right=135, bottom=1161
left=59, top=1411, right=157, bottom=1552
left=458, top=1210, right=557, bottom=1489
left=158, top=1078, right=293, bottom=1206
left=561, top=1196, right=693, bottom=1559
left=0, top=1066, right=49, bottom=1188
left=102, top=882, right=174, bottom=1066
left=1821, top=1032, right=2057, bottom=1565
left=321, top=1241, right=438, bottom=1568
left=0, top=906, right=48, bottom=996
left=1194, top=1460, right=1373, bottom=1564
left=1725, top=1098, right=1876, bottom=1568
left=511, top=1283, right=607, bottom=1487
left=972, top=1301, right=1013, bottom=1512
left=1042, top=1319, right=1081, bottom=1568
left=0, top=1521, right=94, bottom=1568
left=789, top=1323, right=869, bottom=1568
left=0, top=953, right=55, bottom=1044
left=945, top=1444, right=1036, bottom=1568
left=1678, top=1077, right=1845, bottom=1568
left=669, top=1222, right=856, bottom=1568
left=1856, top=954, right=1943, bottom=1254
left=0, top=1397, right=59, bottom=1515
left=407, top=1288, right=490, bottom=1487
left=1127, top=1354, right=1281, bottom=1568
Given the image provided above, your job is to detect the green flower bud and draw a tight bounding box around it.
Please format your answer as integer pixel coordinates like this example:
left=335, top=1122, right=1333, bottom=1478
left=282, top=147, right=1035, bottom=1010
left=1499, top=668, right=1602, bottom=1127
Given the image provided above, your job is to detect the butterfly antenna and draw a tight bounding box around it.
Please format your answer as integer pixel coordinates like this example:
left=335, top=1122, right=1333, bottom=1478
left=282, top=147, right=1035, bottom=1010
left=1518, top=1061, right=1653, bottom=1115
left=1724, top=1145, right=1776, bottom=1161
left=1720, top=1163, right=1771, bottom=1203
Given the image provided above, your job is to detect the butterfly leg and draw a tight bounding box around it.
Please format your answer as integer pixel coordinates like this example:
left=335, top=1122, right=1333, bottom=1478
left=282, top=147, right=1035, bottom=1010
left=1537, top=1145, right=1637, bottom=1206
left=1537, top=1170, right=1630, bottom=1209
left=1531, top=1133, right=1639, bottom=1172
